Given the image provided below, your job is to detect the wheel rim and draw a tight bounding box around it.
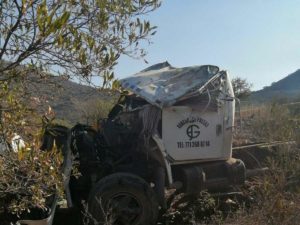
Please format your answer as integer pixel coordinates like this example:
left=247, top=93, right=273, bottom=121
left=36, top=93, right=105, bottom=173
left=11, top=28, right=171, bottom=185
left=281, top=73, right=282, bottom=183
left=105, top=192, right=143, bottom=225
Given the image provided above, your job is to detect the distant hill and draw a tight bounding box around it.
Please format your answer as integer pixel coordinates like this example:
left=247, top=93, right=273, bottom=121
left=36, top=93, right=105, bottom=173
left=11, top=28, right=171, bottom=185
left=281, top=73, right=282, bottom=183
left=24, top=74, right=117, bottom=124
left=249, top=69, right=300, bottom=103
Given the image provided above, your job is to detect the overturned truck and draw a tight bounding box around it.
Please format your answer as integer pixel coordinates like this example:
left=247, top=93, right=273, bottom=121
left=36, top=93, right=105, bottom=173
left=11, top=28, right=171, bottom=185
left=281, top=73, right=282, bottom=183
left=46, top=62, right=246, bottom=225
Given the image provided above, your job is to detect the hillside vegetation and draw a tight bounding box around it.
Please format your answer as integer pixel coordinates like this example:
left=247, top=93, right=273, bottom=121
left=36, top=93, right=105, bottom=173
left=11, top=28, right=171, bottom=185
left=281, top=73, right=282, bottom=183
left=24, top=74, right=116, bottom=124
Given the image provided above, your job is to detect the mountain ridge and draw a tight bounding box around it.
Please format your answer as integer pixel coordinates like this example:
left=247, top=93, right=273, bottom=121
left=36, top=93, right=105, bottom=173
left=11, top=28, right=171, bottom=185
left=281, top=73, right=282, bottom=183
left=249, top=69, right=300, bottom=102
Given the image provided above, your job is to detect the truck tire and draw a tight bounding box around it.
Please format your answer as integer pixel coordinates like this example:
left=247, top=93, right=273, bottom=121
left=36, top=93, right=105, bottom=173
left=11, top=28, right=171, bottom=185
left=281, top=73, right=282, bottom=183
left=87, top=173, right=159, bottom=225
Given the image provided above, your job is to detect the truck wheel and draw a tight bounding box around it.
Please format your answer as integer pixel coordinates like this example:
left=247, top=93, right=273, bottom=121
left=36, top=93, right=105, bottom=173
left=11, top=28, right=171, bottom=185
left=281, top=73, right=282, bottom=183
left=87, top=173, right=159, bottom=225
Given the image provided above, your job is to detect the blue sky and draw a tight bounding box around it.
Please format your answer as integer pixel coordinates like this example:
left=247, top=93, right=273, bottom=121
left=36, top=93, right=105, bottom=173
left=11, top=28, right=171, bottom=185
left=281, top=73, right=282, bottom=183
left=114, top=0, right=300, bottom=90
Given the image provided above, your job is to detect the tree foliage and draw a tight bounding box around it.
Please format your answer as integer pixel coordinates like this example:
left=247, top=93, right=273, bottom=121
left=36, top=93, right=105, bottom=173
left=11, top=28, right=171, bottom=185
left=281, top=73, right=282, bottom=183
left=0, top=0, right=160, bottom=219
left=232, top=77, right=253, bottom=99
left=0, top=0, right=160, bottom=87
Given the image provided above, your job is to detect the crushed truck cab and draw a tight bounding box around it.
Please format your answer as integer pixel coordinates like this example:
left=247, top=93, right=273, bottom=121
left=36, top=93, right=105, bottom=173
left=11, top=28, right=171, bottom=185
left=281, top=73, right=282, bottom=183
left=120, top=62, right=245, bottom=193
left=39, top=62, right=247, bottom=225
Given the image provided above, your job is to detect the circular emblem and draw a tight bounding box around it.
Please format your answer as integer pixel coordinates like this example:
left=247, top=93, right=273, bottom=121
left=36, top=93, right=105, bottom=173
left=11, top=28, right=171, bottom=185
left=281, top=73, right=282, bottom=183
left=186, top=124, right=200, bottom=140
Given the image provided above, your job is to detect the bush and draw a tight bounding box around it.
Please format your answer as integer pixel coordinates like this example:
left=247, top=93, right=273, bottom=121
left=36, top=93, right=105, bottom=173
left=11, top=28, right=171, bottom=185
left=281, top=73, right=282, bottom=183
left=0, top=140, right=64, bottom=219
left=0, top=77, right=64, bottom=220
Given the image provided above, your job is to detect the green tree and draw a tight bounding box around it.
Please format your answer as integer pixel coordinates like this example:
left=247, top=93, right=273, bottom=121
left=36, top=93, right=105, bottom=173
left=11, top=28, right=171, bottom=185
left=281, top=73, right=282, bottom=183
left=232, top=77, right=253, bottom=99
left=0, top=0, right=160, bottom=87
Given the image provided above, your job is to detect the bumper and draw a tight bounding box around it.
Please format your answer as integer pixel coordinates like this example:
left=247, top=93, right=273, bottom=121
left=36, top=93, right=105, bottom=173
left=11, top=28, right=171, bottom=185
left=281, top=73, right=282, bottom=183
left=172, top=158, right=246, bottom=194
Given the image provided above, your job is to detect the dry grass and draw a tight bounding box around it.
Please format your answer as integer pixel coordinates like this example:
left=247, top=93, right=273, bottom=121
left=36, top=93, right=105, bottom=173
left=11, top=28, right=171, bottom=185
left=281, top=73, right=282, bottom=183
left=220, top=149, right=300, bottom=225
left=219, top=104, right=300, bottom=225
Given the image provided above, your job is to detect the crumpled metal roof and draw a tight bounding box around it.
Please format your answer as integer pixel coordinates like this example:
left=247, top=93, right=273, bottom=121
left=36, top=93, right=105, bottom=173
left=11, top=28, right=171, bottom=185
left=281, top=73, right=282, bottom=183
left=120, top=62, right=220, bottom=108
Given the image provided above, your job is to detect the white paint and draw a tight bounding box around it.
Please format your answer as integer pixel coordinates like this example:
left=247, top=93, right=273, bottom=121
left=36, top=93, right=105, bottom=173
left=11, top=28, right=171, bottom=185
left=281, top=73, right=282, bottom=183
left=11, top=133, right=25, bottom=153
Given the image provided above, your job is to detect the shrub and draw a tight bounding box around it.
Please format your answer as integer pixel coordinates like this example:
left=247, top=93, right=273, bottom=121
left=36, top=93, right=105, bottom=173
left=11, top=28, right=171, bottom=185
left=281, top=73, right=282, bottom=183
left=0, top=138, right=64, bottom=219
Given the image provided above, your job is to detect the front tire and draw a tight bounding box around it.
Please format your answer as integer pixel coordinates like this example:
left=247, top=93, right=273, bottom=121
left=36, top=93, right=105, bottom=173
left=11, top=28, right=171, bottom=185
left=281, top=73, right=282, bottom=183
left=87, top=173, right=159, bottom=225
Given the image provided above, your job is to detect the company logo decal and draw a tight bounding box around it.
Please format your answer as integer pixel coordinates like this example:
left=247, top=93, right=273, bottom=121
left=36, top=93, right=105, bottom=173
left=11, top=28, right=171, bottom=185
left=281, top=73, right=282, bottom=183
left=186, top=124, right=200, bottom=140
left=176, top=116, right=210, bottom=149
